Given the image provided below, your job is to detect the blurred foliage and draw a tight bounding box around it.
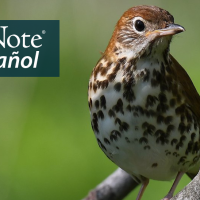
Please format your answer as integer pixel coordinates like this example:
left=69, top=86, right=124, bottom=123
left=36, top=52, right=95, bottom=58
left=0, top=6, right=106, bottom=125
left=0, top=0, right=199, bottom=200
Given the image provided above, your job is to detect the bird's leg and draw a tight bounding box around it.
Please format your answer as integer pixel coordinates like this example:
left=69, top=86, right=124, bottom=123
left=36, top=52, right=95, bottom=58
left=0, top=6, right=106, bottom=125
left=136, top=179, right=149, bottom=200
left=162, top=172, right=184, bottom=200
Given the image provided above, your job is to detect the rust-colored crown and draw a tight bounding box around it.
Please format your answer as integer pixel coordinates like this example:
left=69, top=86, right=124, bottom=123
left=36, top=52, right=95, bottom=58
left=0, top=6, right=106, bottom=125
left=104, top=5, right=174, bottom=58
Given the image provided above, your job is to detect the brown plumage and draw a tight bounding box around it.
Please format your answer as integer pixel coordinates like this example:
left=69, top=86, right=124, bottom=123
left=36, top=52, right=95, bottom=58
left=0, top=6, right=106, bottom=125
left=88, top=5, right=200, bottom=200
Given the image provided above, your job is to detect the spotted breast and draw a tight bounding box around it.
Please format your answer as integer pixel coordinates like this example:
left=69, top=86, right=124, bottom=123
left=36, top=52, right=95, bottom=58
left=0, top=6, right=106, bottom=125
left=88, top=5, right=200, bottom=200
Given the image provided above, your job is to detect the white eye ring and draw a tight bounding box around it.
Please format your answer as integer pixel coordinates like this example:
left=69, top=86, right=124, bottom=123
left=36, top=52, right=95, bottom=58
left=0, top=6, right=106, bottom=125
left=132, top=17, right=146, bottom=34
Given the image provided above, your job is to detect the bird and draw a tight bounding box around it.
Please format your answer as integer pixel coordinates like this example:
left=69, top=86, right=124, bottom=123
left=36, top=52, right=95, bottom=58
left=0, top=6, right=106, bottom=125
left=88, top=5, right=200, bottom=200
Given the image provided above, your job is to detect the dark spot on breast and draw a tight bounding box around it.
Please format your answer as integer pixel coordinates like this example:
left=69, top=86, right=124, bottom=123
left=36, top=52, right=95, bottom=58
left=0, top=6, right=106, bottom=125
left=173, top=152, right=177, bottom=157
left=157, top=115, right=164, bottom=124
left=125, top=137, right=130, bottom=143
left=147, top=124, right=155, bottom=135
left=114, top=82, right=121, bottom=92
left=160, top=82, right=169, bottom=92
left=94, top=63, right=103, bottom=81
left=95, top=100, right=99, bottom=109
left=97, top=138, right=107, bottom=151
left=116, top=99, right=124, bottom=113
left=104, top=138, right=110, bottom=145
left=129, top=59, right=136, bottom=66
left=118, top=57, right=126, bottom=64
left=167, top=124, right=175, bottom=133
left=114, top=46, right=118, bottom=52
left=93, top=83, right=97, bottom=93
left=110, top=130, right=121, bottom=141
left=178, top=122, right=186, bottom=134
left=142, top=122, right=155, bottom=136
left=155, top=71, right=162, bottom=82
left=126, top=105, right=132, bottom=112
left=186, top=124, right=191, bottom=133
left=100, top=95, right=106, bottom=109
left=158, top=93, right=167, bottom=103
left=107, top=73, right=116, bottom=82
left=119, top=122, right=129, bottom=132
left=143, top=69, right=150, bottom=82
left=156, top=136, right=168, bottom=145
left=97, top=80, right=109, bottom=89
left=115, top=118, right=121, bottom=125
left=175, top=104, right=185, bottom=115
left=192, top=142, right=199, bottom=154
left=93, top=113, right=97, bottom=120
left=178, top=156, right=186, bottom=164
left=139, top=137, right=148, bottom=144
left=166, top=151, right=171, bottom=156
left=89, top=98, right=92, bottom=108
left=176, top=142, right=184, bottom=150
left=185, top=110, right=193, bottom=123
left=164, top=116, right=173, bottom=125
left=157, top=103, right=169, bottom=113
left=149, top=109, right=156, bottom=117
left=89, top=82, right=92, bottom=90
left=123, top=89, right=135, bottom=102
left=155, top=130, right=165, bottom=137
left=142, top=122, right=149, bottom=129
left=180, top=114, right=185, bottom=122
left=137, top=106, right=144, bottom=115
left=186, top=141, right=194, bottom=155
left=151, top=78, right=159, bottom=87
left=113, top=63, right=121, bottom=74
left=108, top=109, right=115, bottom=118
left=146, top=95, right=158, bottom=108
left=169, top=98, right=176, bottom=107
left=92, top=118, right=99, bottom=133
left=152, top=163, right=158, bottom=168
left=144, top=145, right=150, bottom=150
left=124, top=62, right=132, bottom=72
left=97, top=110, right=104, bottom=119
left=180, top=135, right=186, bottom=143
left=100, top=63, right=111, bottom=76
left=191, top=133, right=196, bottom=141
left=112, top=99, right=124, bottom=114
left=193, top=156, right=200, bottom=163
left=100, top=67, right=108, bottom=76
left=123, top=75, right=135, bottom=102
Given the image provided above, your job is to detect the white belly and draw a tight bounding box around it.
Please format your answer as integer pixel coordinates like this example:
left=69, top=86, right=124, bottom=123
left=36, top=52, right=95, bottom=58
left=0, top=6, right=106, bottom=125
left=89, top=59, right=200, bottom=181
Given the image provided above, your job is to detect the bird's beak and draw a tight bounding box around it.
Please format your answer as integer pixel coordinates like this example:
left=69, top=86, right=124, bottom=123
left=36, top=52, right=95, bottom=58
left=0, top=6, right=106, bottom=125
left=146, top=24, right=185, bottom=37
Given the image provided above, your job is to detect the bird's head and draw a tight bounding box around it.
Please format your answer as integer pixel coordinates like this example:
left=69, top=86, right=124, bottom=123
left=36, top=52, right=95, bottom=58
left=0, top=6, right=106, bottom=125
left=104, top=5, right=185, bottom=61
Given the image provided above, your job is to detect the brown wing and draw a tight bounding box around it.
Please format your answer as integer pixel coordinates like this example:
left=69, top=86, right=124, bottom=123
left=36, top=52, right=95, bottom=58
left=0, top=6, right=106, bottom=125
left=170, top=54, right=200, bottom=179
left=170, top=54, right=200, bottom=119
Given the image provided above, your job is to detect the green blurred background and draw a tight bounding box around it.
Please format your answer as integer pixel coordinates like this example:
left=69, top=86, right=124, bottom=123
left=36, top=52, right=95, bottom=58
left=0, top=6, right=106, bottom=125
left=0, top=0, right=199, bottom=199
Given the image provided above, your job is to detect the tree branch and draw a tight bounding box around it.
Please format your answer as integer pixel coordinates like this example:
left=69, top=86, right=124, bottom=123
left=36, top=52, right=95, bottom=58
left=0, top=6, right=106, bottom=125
left=83, top=168, right=139, bottom=200
left=83, top=168, right=200, bottom=200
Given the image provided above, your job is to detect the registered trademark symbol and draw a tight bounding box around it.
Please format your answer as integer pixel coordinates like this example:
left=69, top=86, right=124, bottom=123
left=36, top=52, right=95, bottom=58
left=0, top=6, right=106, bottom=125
left=42, top=30, right=46, bottom=34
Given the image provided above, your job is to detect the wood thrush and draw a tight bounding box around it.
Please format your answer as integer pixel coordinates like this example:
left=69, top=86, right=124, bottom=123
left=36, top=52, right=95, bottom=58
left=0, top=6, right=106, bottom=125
left=88, top=5, right=200, bottom=200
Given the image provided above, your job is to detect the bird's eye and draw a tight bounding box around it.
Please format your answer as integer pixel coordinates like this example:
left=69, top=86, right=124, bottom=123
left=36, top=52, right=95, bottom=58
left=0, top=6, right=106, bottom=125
left=135, top=20, right=145, bottom=32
